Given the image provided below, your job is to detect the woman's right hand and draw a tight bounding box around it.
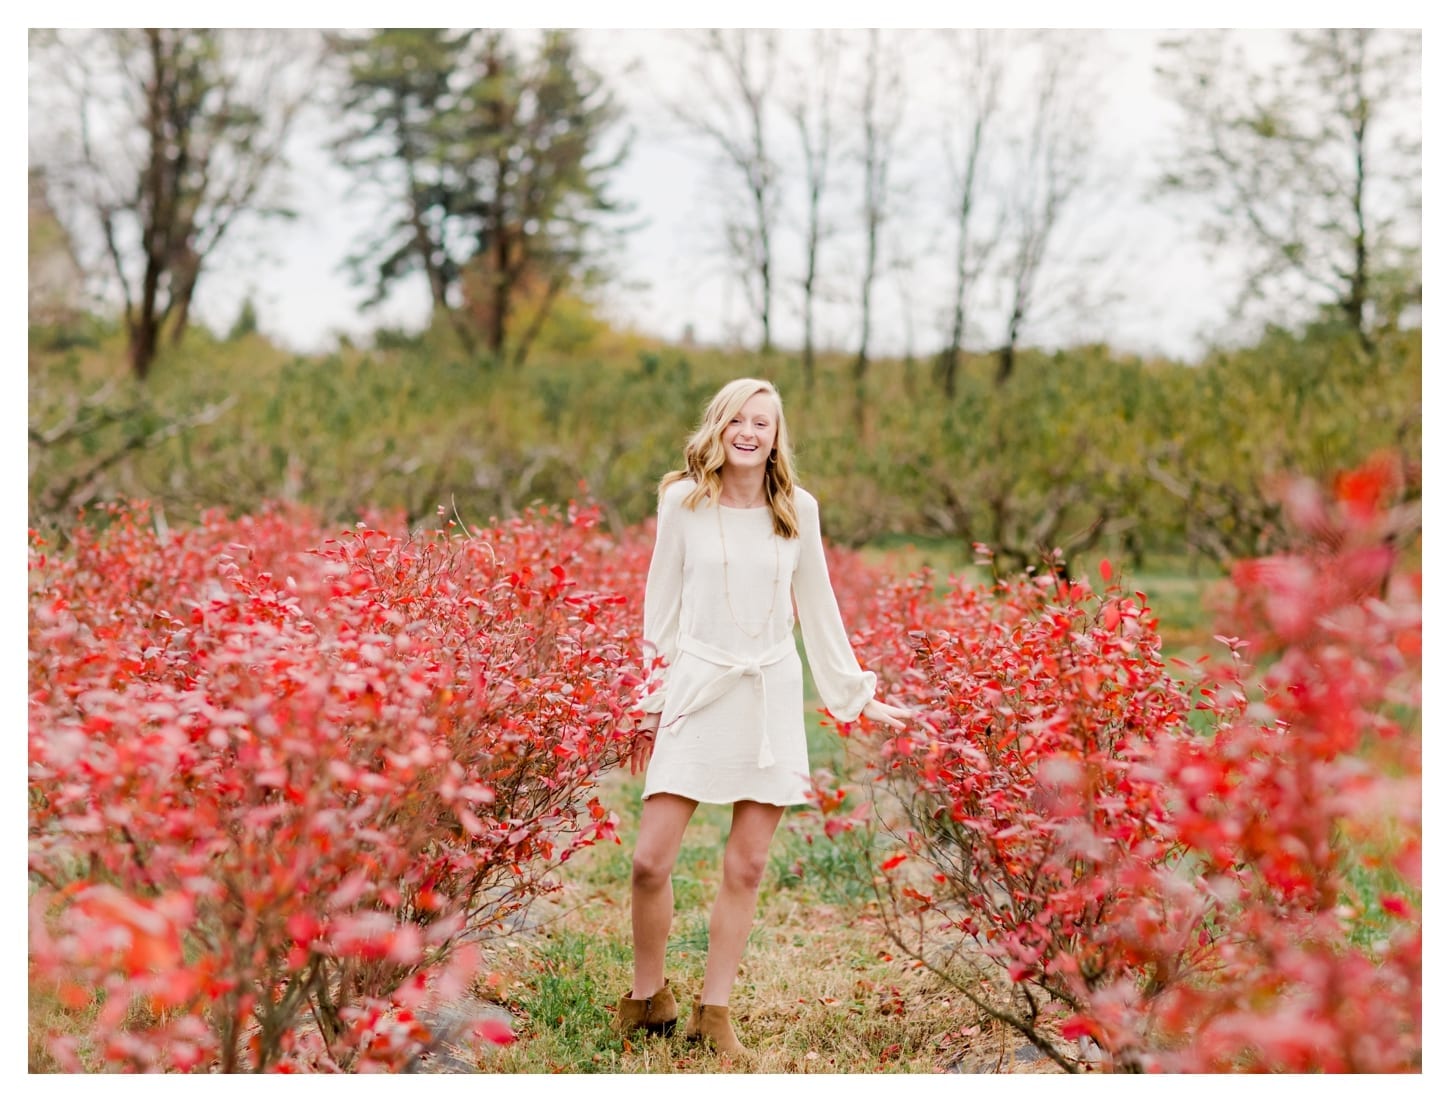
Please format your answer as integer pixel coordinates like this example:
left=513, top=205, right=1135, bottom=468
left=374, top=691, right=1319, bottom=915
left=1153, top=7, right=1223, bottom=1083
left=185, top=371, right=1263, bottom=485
left=630, top=712, right=662, bottom=775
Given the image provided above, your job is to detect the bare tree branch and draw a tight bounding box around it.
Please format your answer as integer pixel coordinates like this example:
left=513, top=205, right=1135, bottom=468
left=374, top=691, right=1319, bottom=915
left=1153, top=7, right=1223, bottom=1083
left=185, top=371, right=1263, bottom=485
left=669, top=30, right=782, bottom=353
left=851, top=29, right=907, bottom=429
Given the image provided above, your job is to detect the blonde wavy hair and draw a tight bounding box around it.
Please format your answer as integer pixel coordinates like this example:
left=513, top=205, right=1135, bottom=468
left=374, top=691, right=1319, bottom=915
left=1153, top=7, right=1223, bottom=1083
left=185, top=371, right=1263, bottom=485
left=661, top=377, right=800, bottom=539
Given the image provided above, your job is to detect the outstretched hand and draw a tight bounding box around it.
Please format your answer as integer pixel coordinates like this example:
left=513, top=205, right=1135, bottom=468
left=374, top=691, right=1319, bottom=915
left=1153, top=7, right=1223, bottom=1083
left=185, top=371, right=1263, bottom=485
left=861, top=697, right=918, bottom=732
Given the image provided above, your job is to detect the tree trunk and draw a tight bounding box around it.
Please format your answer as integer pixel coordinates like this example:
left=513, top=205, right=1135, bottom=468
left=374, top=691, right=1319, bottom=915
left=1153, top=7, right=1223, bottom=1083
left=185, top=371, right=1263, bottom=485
left=129, top=312, right=160, bottom=381
left=854, top=189, right=873, bottom=434
left=996, top=303, right=1023, bottom=385
left=757, top=194, right=773, bottom=354
left=132, top=30, right=170, bottom=380
left=853, top=29, right=895, bottom=433
left=996, top=339, right=1017, bottom=386
left=942, top=196, right=972, bottom=398
left=853, top=204, right=876, bottom=430
left=938, top=344, right=960, bottom=401
left=796, top=31, right=840, bottom=393
left=938, top=33, right=999, bottom=400
left=801, top=197, right=817, bottom=387
left=798, top=124, right=824, bottom=391
left=1348, top=88, right=1373, bottom=351
left=512, top=271, right=565, bottom=368
left=400, top=129, right=451, bottom=316
left=168, top=247, right=201, bottom=346
left=448, top=309, right=478, bottom=356
left=941, top=191, right=973, bottom=399
left=801, top=285, right=816, bottom=390
left=488, top=207, right=509, bottom=359
left=411, top=188, right=453, bottom=321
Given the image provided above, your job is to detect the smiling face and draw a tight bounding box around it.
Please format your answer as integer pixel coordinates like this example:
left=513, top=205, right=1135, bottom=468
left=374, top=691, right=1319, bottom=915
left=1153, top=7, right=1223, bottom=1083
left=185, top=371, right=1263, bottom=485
left=721, top=390, right=779, bottom=477
left=675, top=377, right=800, bottom=536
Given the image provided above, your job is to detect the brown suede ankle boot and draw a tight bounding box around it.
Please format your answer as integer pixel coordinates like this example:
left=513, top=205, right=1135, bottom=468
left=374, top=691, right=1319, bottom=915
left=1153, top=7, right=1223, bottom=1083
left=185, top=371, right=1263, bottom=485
left=614, top=979, right=678, bottom=1036
left=683, top=1000, right=747, bottom=1055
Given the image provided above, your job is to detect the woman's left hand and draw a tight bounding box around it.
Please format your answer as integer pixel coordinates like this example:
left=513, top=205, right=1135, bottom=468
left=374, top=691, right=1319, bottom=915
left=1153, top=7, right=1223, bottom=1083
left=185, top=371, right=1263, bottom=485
left=861, top=698, right=917, bottom=732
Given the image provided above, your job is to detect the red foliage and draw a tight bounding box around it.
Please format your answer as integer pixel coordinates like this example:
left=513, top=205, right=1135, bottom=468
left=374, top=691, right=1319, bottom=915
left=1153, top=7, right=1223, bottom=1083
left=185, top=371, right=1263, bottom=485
left=820, top=542, right=897, bottom=636
left=1106, top=466, right=1422, bottom=1072
left=29, top=500, right=653, bottom=1071
left=830, top=459, right=1420, bottom=1072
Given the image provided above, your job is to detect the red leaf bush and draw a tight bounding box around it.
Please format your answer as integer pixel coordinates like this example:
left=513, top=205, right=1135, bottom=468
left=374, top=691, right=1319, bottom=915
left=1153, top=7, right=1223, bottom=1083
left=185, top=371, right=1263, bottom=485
left=29, top=500, right=652, bottom=1071
left=1102, top=461, right=1422, bottom=1072
left=840, top=560, right=1194, bottom=1071
left=834, top=459, right=1420, bottom=1072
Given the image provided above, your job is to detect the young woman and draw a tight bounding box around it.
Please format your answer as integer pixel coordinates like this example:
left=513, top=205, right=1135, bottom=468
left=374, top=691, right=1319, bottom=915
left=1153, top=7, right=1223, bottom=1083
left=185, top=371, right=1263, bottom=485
left=616, top=377, right=914, bottom=1056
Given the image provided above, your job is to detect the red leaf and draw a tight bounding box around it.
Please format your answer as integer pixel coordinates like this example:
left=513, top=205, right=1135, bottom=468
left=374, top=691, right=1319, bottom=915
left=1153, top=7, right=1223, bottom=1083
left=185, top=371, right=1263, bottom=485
left=286, top=912, right=321, bottom=945
left=823, top=816, right=851, bottom=839
left=1380, top=894, right=1413, bottom=919
left=1060, top=1015, right=1096, bottom=1041
left=476, top=1018, right=517, bottom=1045
left=57, top=982, right=92, bottom=1010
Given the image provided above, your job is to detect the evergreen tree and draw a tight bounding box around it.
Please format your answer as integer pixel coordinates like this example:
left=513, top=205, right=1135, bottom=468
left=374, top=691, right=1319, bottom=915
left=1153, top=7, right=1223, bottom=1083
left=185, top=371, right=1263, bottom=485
left=332, top=29, right=630, bottom=364
left=330, top=30, right=475, bottom=349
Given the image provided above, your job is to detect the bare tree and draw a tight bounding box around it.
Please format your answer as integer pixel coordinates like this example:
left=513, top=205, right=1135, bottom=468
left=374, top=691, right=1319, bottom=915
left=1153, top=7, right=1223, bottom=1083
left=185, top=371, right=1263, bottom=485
left=672, top=30, right=782, bottom=354
left=938, top=30, right=1006, bottom=398
left=852, top=29, right=906, bottom=430
left=30, top=29, right=312, bottom=380
left=785, top=29, right=843, bottom=391
left=1157, top=29, right=1421, bottom=349
left=994, top=32, right=1099, bottom=385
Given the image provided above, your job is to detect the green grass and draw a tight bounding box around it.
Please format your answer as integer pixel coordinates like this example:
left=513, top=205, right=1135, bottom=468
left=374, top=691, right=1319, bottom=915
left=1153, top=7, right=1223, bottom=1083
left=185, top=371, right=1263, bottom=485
left=1340, top=835, right=1421, bottom=952
left=489, top=927, right=634, bottom=1073
left=767, top=824, right=877, bottom=905
left=665, top=913, right=712, bottom=957
left=858, top=533, right=991, bottom=581
left=32, top=318, right=1417, bottom=575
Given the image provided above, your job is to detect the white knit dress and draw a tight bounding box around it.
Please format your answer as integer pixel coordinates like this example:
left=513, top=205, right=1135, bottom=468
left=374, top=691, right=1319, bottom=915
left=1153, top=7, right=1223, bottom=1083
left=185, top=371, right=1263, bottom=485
left=638, top=479, right=877, bottom=806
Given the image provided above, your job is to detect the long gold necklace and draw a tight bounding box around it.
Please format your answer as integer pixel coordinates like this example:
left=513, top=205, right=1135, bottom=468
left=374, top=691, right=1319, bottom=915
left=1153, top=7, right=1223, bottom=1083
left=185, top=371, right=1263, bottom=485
left=716, top=500, right=780, bottom=639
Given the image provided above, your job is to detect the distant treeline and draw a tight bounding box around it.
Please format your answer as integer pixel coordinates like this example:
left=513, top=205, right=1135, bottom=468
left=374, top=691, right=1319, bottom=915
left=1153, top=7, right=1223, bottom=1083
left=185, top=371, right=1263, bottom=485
left=29, top=316, right=1420, bottom=576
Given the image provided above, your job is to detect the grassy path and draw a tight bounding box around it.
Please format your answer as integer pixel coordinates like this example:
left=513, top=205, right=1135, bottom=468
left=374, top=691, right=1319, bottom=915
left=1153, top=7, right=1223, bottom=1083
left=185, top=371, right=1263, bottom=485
left=458, top=696, right=1057, bottom=1074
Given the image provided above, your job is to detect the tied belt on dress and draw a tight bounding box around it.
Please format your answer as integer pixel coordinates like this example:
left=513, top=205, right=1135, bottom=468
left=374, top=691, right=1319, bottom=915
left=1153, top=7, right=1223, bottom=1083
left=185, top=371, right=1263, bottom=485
left=662, top=632, right=797, bottom=768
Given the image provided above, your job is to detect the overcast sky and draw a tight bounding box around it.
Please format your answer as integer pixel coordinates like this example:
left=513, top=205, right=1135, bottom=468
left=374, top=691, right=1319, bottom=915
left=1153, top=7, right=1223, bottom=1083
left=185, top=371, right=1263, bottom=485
left=181, top=27, right=1236, bottom=361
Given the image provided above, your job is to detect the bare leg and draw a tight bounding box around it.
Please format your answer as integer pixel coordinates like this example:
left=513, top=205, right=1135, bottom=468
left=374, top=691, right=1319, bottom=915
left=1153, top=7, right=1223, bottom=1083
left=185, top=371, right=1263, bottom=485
left=700, top=800, right=785, bottom=1006
left=630, top=793, right=698, bottom=999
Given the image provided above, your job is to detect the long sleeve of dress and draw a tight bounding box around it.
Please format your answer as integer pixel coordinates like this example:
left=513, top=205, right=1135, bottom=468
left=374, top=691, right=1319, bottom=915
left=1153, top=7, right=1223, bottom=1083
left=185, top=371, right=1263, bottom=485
left=792, top=490, right=877, bottom=722
left=638, top=482, right=687, bottom=714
